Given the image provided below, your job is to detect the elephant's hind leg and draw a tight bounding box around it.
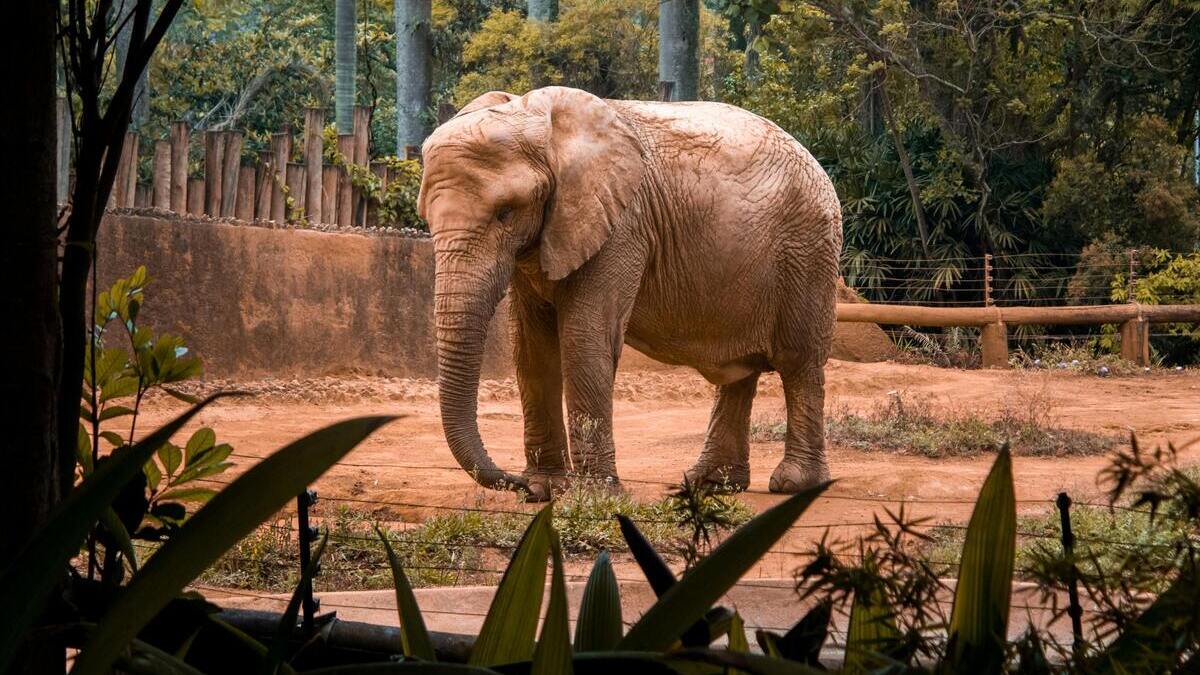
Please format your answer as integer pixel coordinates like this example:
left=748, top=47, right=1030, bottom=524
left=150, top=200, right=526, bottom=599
left=770, top=363, right=830, bottom=493
left=685, top=372, right=758, bottom=492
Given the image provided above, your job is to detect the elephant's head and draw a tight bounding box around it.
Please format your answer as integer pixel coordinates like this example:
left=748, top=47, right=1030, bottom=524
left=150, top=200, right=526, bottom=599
left=418, top=86, right=646, bottom=491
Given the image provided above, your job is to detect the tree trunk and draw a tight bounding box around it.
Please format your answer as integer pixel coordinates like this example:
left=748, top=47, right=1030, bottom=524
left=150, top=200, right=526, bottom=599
left=335, top=0, right=357, bottom=134
left=395, top=0, right=432, bottom=149
left=877, top=74, right=931, bottom=258
left=658, top=0, right=700, bottom=101
left=1, top=0, right=64, bottom=672
left=114, top=3, right=150, bottom=128
left=527, top=0, right=558, bottom=22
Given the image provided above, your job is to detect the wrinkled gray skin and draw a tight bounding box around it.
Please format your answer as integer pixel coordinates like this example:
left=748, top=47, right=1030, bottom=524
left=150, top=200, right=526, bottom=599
left=418, top=86, right=842, bottom=501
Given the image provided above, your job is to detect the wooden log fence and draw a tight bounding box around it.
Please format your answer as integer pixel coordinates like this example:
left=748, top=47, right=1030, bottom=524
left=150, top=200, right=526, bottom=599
left=100, top=113, right=404, bottom=228
left=836, top=302, right=1200, bottom=368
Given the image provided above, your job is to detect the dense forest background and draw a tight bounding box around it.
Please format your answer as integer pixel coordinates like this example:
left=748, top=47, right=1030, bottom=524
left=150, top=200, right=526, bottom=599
left=127, top=0, right=1200, bottom=311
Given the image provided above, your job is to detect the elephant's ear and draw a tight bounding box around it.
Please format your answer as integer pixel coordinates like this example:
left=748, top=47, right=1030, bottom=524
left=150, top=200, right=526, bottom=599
left=524, top=87, right=645, bottom=281
left=454, top=91, right=519, bottom=119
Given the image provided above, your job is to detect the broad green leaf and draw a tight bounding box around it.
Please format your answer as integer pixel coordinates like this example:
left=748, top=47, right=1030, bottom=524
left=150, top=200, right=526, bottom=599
left=532, top=532, right=572, bottom=675
left=376, top=525, right=436, bottom=661
left=843, top=588, right=900, bottom=674
left=159, top=442, right=184, bottom=479
left=773, top=601, right=830, bottom=666
left=99, top=404, right=136, bottom=422
left=0, top=394, right=231, bottom=674
left=946, top=449, right=1015, bottom=672
left=619, top=483, right=830, bottom=652
left=574, top=550, right=623, bottom=652
left=100, top=430, right=126, bottom=448
left=184, top=427, right=217, bottom=465
left=72, top=415, right=397, bottom=675
left=616, top=515, right=676, bottom=596
left=99, top=507, right=139, bottom=573
left=263, top=535, right=328, bottom=675
left=100, top=375, right=140, bottom=403
left=77, top=424, right=94, bottom=474
left=726, top=613, right=749, bottom=675
left=158, top=487, right=217, bottom=503
left=756, top=631, right=783, bottom=659
left=144, top=459, right=163, bottom=492
left=469, top=504, right=555, bottom=667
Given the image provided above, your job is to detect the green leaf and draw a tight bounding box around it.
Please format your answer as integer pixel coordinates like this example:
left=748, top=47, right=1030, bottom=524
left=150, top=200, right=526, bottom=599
left=945, top=448, right=1015, bottom=672
left=158, top=487, right=217, bottom=504
left=616, top=515, right=675, bottom=596
left=574, top=550, right=623, bottom=652
left=0, top=393, right=232, bottom=674
left=77, top=424, right=94, bottom=474
left=116, top=638, right=208, bottom=675
left=263, top=535, right=328, bottom=675
left=159, top=442, right=184, bottom=480
left=618, top=482, right=830, bottom=652
left=144, top=459, right=163, bottom=492
left=71, top=415, right=397, bottom=675
left=98, top=404, right=136, bottom=422
left=532, top=532, right=572, bottom=675
left=1092, top=569, right=1199, bottom=673
left=184, top=427, right=217, bottom=465
left=176, top=444, right=233, bottom=484
left=726, top=612, right=749, bottom=675
left=99, top=507, right=139, bottom=573
left=376, top=525, right=436, bottom=661
left=469, top=504, right=555, bottom=667
left=162, top=386, right=201, bottom=404
left=100, top=430, right=126, bottom=448
left=773, top=601, right=830, bottom=666
left=100, top=376, right=140, bottom=403
left=843, top=588, right=900, bottom=674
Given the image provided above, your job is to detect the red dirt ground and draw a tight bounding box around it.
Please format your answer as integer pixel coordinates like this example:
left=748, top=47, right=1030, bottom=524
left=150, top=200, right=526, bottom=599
left=142, top=357, right=1200, bottom=579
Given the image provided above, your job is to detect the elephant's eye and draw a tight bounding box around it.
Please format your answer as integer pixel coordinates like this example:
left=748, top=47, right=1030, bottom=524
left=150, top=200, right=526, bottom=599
left=495, top=207, right=513, bottom=223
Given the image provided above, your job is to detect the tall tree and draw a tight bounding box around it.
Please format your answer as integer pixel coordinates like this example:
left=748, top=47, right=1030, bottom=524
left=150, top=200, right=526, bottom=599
left=395, top=0, right=432, bottom=152
left=1, top=0, right=62, bottom=671
left=658, top=0, right=699, bottom=101
left=114, top=3, right=150, bottom=129
left=335, top=0, right=357, bottom=133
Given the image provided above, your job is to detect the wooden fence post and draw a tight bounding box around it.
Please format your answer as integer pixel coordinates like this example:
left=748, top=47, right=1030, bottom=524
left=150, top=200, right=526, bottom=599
left=152, top=140, right=170, bottom=208
left=220, top=131, right=243, bottom=217
left=336, top=134, right=354, bottom=228
left=270, top=129, right=291, bottom=223
left=304, top=108, right=325, bottom=224
left=186, top=177, right=205, bottom=215
left=980, top=321, right=1008, bottom=368
left=352, top=106, right=371, bottom=226
left=322, top=165, right=339, bottom=226
left=204, top=130, right=224, bottom=216
left=286, top=163, right=306, bottom=222
left=256, top=151, right=273, bottom=220
left=235, top=163, right=255, bottom=221
left=170, top=121, right=189, bottom=213
left=1120, top=316, right=1150, bottom=367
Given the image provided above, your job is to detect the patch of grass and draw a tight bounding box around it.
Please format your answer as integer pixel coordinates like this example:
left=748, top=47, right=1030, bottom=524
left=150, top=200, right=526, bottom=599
left=921, top=500, right=1190, bottom=587
left=193, top=482, right=753, bottom=592
left=753, top=392, right=1118, bottom=458
left=1010, top=341, right=1150, bottom=376
left=891, top=326, right=981, bottom=369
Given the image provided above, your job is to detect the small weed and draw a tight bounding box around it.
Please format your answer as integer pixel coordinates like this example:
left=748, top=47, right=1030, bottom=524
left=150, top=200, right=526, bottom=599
left=754, top=392, right=1118, bottom=457
left=1010, top=342, right=1149, bottom=376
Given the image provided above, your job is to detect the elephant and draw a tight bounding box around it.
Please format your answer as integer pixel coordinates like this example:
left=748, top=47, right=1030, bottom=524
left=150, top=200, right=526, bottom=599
left=418, top=86, right=843, bottom=501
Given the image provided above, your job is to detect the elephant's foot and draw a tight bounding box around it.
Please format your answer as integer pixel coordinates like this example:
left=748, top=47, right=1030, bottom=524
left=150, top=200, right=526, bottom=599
left=684, top=460, right=750, bottom=493
left=521, top=470, right=570, bottom=503
left=768, top=458, right=830, bottom=494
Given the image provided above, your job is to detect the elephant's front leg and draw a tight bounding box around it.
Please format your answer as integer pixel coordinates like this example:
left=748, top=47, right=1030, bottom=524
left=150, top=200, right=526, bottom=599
left=557, top=295, right=631, bottom=487
left=512, top=289, right=569, bottom=502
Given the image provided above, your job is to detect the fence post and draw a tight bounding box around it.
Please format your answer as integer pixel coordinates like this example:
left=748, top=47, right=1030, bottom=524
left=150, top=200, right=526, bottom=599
left=170, top=121, right=189, bottom=213
left=336, top=134, right=355, bottom=228
left=1056, top=492, right=1085, bottom=660
left=286, top=163, right=306, bottom=223
left=352, top=106, right=371, bottom=227
left=1120, top=315, right=1150, bottom=367
left=235, top=163, right=255, bottom=221
left=983, top=253, right=993, bottom=307
left=152, top=140, right=170, bottom=209
left=220, top=131, right=243, bottom=218
left=296, top=488, right=319, bottom=633
left=270, top=129, right=291, bottom=223
left=304, top=108, right=325, bottom=224
left=980, top=320, right=1008, bottom=368
left=204, top=130, right=225, bottom=216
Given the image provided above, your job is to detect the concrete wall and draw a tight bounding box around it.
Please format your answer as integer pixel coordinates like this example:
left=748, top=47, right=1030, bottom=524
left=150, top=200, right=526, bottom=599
left=97, top=212, right=894, bottom=380
left=97, top=213, right=512, bottom=379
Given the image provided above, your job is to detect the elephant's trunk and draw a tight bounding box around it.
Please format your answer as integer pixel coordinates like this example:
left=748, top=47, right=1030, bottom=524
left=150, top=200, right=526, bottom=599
left=435, top=255, right=527, bottom=492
